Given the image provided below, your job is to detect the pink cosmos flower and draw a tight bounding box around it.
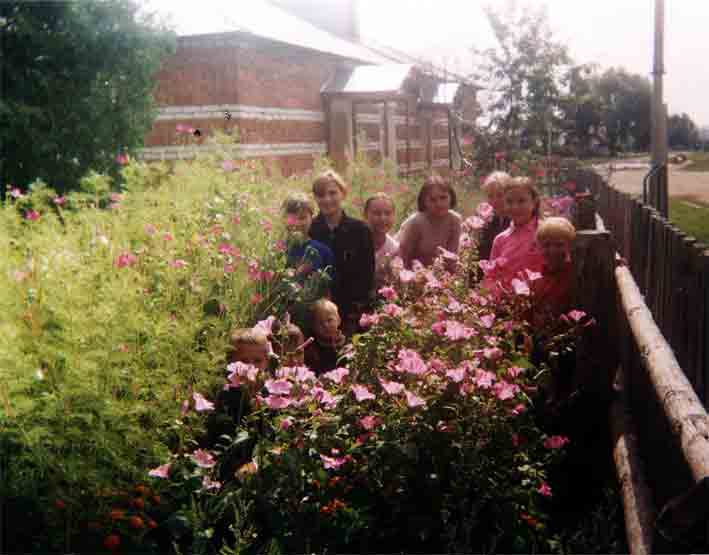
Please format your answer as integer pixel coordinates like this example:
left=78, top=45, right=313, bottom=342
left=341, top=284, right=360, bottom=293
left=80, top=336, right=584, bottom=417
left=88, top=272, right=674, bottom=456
left=116, top=153, right=129, bottom=165
left=218, top=243, right=240, bottom=257
left=476, top=202, right=494, bottom=220
left=9, top=187, right=22, bottom=199
left=148, top=463, right=171, bottom=478
left=224, top=264, right=235, bottom=274
left=351, top=384, right=375, bottom=402
left=378, top=286, right=397, bottom=301
left=483, top=347, right=503, bottom=361
left=525, top=269, right=543, bottom=282
left=405, top=390, right=426, bottom=408
left=511, top=403, right=526, bottom=416
left=280, top=416, right=294, bottom=430
left=493, top=380, right=520, bottom=401
left=25, top=210, right=40, bottom=221
left=320, top=454, right=348, bottom=470
left=538, top=482, right=553, bottom=497
left=359, top=313, right=380, bottom=328
left=447, top=299, right=463, bottom=313
left=265, top=379, right=292, bottom=396
left=446, top=368, right=466, bottom=383
left=193, top=392, right=215, bottom=412
left=322, top=367, right=349, bottom=384
left=295, top=367, right=316, bottom=383
left=359, top=415, right=379, bottom=430
left=114, top=252, right=138, bottom=268
left=170, top=259, right=188, bottom=269
left=379, top=378, right=405, bottom=395
left=225, top=362, right=259, bottom=389
left=261, top=219, right=273, bottom=233
left=251, top=293, right=262, bottom=305
left=191, top=449, right=216, bottom=468
left=473, top=369, right=496, bottom=389
left=511, top=278, right=530, bottom=296
left=444, top=321, right=475, bottom=341
left=263, top=395, right=291, bottom=409
left=162, top=232, right=174, bottom=241
left=53, top=196, right=66, bottom=206
left=382, top=303, right=404, bottom=318
left=260, top=270, right=275, bottom=282
left=507, top=366, right=525, bottom=378
left=232, top=214, right=241, bottom=225
left=431, top=321, right=446, bottom=336
left=544, top=435, right=570, bottom=449
left=311, top=387, right=342, bottom=409
left=566, top=309, right=587, bottom=322
left=13, top=270, right=29, bottom=282
left=479, top=314, right=495, bottom=328
left=275, top=239, right=287, bottom=252
left=222, top=160, right=236, bottom=172
left=396, top=349, right=428, bottom=375
left=478, top=259, right=497, bottom=275
left=176, top=123, right=189, bottom=134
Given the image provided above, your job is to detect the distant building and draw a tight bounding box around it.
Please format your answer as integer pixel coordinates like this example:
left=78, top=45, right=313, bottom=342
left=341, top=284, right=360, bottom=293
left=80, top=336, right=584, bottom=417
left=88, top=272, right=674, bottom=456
left=138, top=0, right=477, bottom=176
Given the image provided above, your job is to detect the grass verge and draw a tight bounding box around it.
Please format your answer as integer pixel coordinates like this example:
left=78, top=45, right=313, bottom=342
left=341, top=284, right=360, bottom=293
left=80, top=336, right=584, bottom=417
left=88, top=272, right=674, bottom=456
left=669, top=197, right=709, bottom=243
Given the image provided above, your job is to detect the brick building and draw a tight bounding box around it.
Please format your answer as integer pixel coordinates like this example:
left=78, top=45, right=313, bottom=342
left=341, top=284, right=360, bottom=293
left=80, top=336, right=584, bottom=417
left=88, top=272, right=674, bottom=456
left=138, top=0, right=477, bottom=176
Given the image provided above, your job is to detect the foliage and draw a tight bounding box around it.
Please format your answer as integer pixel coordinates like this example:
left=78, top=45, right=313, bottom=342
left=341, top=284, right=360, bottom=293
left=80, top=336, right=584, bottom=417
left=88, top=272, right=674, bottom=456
left=669, top=197, right=709, bottom=243
left=0, top=0, right=176, bottom=194
left=668, top=113, right=700, bottom=149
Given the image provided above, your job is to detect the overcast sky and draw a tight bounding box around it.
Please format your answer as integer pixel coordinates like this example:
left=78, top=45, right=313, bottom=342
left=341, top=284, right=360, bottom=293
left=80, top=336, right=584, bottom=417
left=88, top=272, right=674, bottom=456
left=141, top=0, right=709, bottom=126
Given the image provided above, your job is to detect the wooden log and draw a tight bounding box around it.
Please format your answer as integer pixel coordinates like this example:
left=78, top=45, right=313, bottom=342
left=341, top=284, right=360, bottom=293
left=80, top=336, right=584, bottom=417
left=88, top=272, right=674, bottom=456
left=615, top=264, right=709, bottom=483
left=573, top=230, right=618, bottom=395
left=611, top=366, right=656, bottom=555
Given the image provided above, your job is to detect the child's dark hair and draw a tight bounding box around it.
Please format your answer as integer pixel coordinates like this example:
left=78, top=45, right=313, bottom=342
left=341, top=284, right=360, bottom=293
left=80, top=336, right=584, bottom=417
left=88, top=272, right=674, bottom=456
left=282, top=194, right=315, bottom=216
left=417, top=174, right=457, bottom=212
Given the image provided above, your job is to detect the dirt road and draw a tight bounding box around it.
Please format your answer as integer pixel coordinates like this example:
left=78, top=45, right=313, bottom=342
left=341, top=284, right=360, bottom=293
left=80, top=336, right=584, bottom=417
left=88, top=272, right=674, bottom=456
left=593, top=159, right=709, bottom=204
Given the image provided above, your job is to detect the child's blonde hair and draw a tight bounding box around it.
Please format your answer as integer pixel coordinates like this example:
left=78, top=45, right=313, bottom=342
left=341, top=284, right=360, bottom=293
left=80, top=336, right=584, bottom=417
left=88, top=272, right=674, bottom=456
left=282, top=193, right=315, bottom=216
left=503, top=176, right=541, bottom=217
left=364, top=192, right=395, bottom=215
left=311, top=298, right=339, bottom=318
left=313, top=170, right=348, bottom=196
left=482, top=171, right=511, bottom=191
left=229, top=328, right=269, bottom=357
left=537, top=217, right=577, bottom=242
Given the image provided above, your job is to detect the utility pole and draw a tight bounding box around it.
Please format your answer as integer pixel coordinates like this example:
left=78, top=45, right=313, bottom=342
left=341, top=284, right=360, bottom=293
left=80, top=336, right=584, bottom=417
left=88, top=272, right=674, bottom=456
left=650, top=0, right=668, bottom=216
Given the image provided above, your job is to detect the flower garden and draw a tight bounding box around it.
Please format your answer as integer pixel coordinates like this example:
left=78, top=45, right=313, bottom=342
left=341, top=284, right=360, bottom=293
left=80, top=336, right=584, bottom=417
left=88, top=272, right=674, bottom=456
left=0, top=140, right=625, bottom=553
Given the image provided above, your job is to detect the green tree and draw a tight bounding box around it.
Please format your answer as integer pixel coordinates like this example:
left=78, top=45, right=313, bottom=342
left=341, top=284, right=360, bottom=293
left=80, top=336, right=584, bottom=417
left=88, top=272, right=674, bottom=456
left=668, top=113, right=699, bottom=149
left=471, top=2, right=572, bottom=150
left=0, top=1, right=175, bottom=193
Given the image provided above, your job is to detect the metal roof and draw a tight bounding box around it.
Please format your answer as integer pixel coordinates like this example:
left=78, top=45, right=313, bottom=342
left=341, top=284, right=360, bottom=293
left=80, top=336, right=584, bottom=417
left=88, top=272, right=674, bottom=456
left=321, top=64, right=416, bottom=96
left=177, top=0, right=391, bottom=65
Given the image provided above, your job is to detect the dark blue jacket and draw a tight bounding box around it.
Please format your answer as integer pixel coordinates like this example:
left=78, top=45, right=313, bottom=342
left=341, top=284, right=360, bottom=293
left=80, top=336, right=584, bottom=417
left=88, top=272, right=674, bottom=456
left=287, top=239, right=335, bottom=278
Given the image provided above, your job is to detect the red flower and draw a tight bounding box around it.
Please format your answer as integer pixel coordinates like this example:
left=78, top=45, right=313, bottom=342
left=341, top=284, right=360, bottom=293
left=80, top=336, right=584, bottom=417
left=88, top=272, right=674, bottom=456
left=128, top=516, right=145, bottom=529
left=494, top=151, right=506, bottom=161
left=104, top=534, right=121, bottom=551
left=54, top=499, right=66, bottom=510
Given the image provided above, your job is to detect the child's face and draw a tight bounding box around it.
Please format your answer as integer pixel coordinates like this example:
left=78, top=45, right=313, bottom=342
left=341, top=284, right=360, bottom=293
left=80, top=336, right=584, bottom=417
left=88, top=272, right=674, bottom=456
left=504, top=188, right=536, bottom=226
left=287, top=209, right=312, bottom=235
left=487, top=185, right=506, bottom=215
left=424, top=185, right=451, bottom=218
left=314, top=308, right=341, bottom=340
left=540, top=237, right=570, bottom=273
left=365, top=199, right=395, bottom=236
left=231, top=343, right=269, bottom=371
left=314, top=181, right=345, bottom=217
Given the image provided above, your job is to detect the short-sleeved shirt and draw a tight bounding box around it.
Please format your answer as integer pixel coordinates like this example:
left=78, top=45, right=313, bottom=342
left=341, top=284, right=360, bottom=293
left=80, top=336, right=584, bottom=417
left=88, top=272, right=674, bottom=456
left=309, top=211, right=375, bottom=321
left=287, top=239, right=335, bottom=278
left=482, top=217, right=544, bottom=291
left=396, top=210, right=462, bottom=268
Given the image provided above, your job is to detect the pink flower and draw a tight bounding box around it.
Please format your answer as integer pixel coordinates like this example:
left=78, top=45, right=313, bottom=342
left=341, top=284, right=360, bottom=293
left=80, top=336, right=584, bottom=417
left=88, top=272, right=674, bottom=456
left=295, top=366, right=316, bottom=382
left=431, top=321, right=446, bottom=336
left=473, top=370, right=496, bottom=389
left=9, top=187, right=22, bottom=199
left=263, top=395, right=292, bottom=409
left=493, top=380, right=520, bottom=401
left=478, top=259, right=497, bottom=275
left=275, top=240, right=287, bottom=252
left=259, top=270, right=275, bottom=282
left=396, top=349, right=428, bottom=375
left=405, top=390, right=426, bottom=408
left=322, top=367, right=349, bottom=384
left=382, top=303, right=403, bottom=318
left=170, top=259, right=189, bottom=269
left=162, top=232, right=174, bottom=241
left=218, top=243, right=240, bottom=257
left=191, top=449, right=216, bottom=468
left=53, top=196, right=66, bottom=206
left=378, top=286, right=398, bottom=301
left=176, top=123, right=189, bottom=134
left=563, top=180, right=577, bottom=193
left=359, top=313, right=380, bottom=328
left=483, top=347, right=503, bottom=361
left=511, top=403, right=526, bottom=416
left=446, top=368, right=465, bottom=383
left=202, top=476, right=222, bottom=491
left=148, top=463, right=171, bottom=478
left=193, top=392, right=215, bottom=412
left=359, top=415, right=379, bottom=430
left=444, top=321, right=475, bottom=341
left=25, top=210, right=40, bottom=221
left=479, top=314, right=495, bottom=328
left=312, top=387, right=342, bottom=409
left=265, top=379, right=293, bottom=396
left=251, top=293, right=262, bottom=305
left=511, top=278, right=530, bottom=296
left=379, top=378, right=405, bottom=395
left=537, top=482, right=553, bottom=497
left=224, top=264, right=235, bottom=274
left=116, top=153, right=129, bottom=165
left=351, top=384, right=375, bottom=402
left=320, top=454, right=348, bottom=470
left=476, top=202, right=494, bottom=220
left=495, top=151, right=506, bottom=161
left=544, top=435, right=570, bottom=449
left=144, top=224, right=157, bottom=235
left=222, top=160, right=236, bottom=172
left=280, top=416, right=294, bottom=430
left=525, top=269, right=542, bottom=281
left=114, top=252, right=138, bottom=268
left=261, top=219, right=273, bottom=233
left=225, top=362, right=259, bottom=389
left=13, top=270, right=28, bottom=282
left=566, top=309, right=587, bottom=322
left=253, top=315, right=276, bottom=336
left=507, top=366, right=525, bottom=378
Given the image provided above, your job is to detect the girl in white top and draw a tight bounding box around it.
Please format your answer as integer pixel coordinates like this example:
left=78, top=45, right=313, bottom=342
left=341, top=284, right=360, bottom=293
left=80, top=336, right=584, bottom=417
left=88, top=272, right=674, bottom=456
left=364, top=193, right=399, bottom=289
